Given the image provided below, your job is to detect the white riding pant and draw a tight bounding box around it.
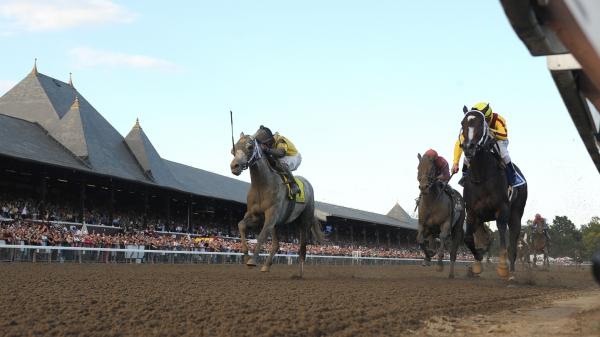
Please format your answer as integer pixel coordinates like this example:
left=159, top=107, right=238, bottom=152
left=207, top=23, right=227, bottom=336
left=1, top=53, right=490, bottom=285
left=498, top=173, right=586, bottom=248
left=463, top=140, right=510, bottom=166
left=280, top=153, right=302, bottom=171
left=497, top=140, right=511, bottom=164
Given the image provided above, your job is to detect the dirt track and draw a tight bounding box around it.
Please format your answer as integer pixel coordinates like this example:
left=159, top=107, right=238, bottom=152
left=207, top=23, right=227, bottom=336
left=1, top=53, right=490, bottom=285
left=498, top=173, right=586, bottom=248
left=0, top=263, right=597, bottom=337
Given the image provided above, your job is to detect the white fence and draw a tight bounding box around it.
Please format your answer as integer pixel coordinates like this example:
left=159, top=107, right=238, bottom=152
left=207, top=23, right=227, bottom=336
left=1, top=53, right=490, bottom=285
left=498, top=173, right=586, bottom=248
left=0, top=244, right=446, bottom=266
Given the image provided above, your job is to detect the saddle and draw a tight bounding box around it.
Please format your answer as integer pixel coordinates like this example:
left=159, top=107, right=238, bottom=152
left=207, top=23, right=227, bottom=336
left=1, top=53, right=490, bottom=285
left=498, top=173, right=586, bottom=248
left=264, top=155, right=305, bottom=202
left=444, top=187, right=464, bottom=230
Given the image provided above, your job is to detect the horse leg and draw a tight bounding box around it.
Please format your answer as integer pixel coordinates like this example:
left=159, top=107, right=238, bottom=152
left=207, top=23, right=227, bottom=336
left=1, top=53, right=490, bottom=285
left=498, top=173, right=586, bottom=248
left=298, top=219, right=307, bottom=277
left=496, top=210, right=510, bottom=279
left=248, top=210, right=277, bottom=268
left=436, top=219, right=452, bottom=273
left=507, top=220, right=521, bottom=279
left=464, top=213, right=483, bottom=274
left=417, top=226, right=431, bottom=266
left=261, top=227, right=279, bottom=272
left=237, top=214, right=255, bottom=265
left=448, top=219, right=463, bottom=279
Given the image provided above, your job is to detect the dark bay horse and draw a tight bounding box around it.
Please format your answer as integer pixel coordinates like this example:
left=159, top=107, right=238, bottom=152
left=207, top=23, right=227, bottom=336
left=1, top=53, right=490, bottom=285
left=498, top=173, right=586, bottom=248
left=531, top=226, right=549, bottom=268
left=230, top=133, right=324, bottom=274
left=460, top=108, right=528, bottom=279
left=417, top=152, right=465, bottom=278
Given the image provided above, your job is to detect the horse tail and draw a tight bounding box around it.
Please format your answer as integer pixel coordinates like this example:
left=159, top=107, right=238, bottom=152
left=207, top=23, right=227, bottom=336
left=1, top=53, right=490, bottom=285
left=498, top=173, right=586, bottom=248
left=310, top=217, right=325, bottom=244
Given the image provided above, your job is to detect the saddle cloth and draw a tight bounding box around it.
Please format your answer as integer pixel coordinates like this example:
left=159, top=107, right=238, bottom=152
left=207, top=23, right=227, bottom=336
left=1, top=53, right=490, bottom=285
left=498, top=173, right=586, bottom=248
left=281, top=175, right=305, bottom=203
left=445, top=188, right=464, bottom=230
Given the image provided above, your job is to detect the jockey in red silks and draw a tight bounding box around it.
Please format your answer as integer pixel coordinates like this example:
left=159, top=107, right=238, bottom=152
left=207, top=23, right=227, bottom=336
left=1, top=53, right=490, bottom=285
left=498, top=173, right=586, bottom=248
left=531, top=213, right=551, bottom=242
left=424, top=149, right=451, bottom=183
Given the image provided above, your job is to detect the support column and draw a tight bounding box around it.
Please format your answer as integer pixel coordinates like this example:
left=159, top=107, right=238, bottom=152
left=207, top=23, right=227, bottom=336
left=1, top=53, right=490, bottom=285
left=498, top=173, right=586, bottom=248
left=387, top=230, right=391, bottom=248
left=165, top=195, right=171, bottom=228
left=79, top=181, right=86, bottom=224
left=39, top=177, right=47, bottom=203
left=334, top=224, right=339, bottom=243
left=362, top=226, right=367, bottom=245
left=350, top=225, right=354, bottom=246
left=187, top=195, right=192, bottom=233
left=109, top=181, right=115, bottom=226
left=376, top=228, right=380, bottom=245
left=143, top=188, right=149, bottom=228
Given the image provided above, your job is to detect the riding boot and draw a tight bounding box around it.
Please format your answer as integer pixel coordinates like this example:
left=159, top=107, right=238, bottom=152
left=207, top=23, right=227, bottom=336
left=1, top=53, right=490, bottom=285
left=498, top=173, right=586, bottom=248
left=280, top=165, right=300, bottom=196
left=458, top=165, right=469, bottom=187
left=505, top=162, right=525, bottom=188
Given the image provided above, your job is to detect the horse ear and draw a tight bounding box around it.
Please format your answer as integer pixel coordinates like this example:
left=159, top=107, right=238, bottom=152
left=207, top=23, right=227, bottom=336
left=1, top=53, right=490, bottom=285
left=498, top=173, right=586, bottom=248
left=417, top=153, right=422, bottom=161
left=463, top=105, right=468, bottom=114
left=239, top=132, right=245, bottom=138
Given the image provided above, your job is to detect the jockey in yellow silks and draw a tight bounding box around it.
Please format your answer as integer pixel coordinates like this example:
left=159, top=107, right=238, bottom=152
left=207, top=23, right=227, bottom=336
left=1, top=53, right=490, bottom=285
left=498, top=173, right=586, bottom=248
left=254, top=125, right=302, bottom=195
left=452, top=102, right=524, bottom=188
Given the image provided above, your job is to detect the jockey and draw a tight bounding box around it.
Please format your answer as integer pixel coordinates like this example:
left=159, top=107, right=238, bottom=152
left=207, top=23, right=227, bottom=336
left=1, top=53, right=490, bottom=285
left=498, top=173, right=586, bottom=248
left=415, top=149, right=450, bottom=208
left=254, top=125, right=302, bottom=195
left=531, top=213, right=551, bottom=242
left=452, top=102, right=525, bottom=188
left=424, top=149, right=451, bottom=183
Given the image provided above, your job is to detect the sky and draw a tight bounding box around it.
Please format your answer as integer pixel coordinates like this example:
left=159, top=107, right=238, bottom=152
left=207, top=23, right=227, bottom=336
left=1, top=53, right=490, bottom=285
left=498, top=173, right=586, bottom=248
left=0, top=0, right=598, bottom=227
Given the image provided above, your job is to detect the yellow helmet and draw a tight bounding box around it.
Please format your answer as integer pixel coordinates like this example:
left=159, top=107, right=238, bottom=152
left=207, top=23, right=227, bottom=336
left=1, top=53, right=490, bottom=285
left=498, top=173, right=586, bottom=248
left=472, top=102, right=492, bottom=118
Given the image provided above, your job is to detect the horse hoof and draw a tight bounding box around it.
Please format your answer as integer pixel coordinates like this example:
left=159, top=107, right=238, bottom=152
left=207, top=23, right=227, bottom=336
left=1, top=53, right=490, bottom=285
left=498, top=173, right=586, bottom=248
left=472, top=261, right=482, bottom=274
left=260, top=265, right=270, bottom=272
left=243, top=255, right=251, bottom=264
left=497, top=264, right=509, bottom=280
left=421, top=261, right=431, bottom=267
left=246, top=258, right=257, bottom=268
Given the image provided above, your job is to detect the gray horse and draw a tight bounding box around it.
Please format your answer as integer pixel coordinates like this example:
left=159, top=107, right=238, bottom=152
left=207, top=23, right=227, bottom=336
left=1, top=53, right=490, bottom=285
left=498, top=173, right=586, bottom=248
left=230, top=132, right=324, bottom=274
left=417, top=152, right=465, bottom=279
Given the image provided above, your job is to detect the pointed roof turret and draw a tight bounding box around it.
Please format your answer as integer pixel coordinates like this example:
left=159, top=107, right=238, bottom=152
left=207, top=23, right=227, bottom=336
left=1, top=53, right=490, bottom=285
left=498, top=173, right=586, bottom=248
left=71, top=95, right=80, bottom=109
left=125, top=118, right=180, bottom=186
left=0, top=67, right=157, bottom=182
left=48, top=95, right=89, bottom=160
left=387, top=202, right=413, bottom=222
left=32, top=58, right=38, bottom=75
left=68, top=72, right=74, bottom=87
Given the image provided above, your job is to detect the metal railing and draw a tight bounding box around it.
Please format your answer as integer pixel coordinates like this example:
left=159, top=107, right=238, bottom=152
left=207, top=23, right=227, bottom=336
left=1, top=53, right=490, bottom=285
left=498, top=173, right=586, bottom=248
left=0, top=244, right=450, bottom=266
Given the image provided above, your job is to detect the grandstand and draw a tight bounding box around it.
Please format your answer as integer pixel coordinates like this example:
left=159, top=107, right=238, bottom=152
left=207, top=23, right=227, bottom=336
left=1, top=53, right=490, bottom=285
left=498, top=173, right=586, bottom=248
left=0, top=65, right=418, bottom=250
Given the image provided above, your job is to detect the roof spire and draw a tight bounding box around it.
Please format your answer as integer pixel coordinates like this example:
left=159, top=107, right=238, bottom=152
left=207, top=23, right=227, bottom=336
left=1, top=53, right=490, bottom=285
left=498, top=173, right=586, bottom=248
left=68, top=72, right=74, bottom=87
left=32, top=58, right=38, bottom=75
left=134, top=117, right=141, bottom=129
left=71, top=95, right=80, bottom=109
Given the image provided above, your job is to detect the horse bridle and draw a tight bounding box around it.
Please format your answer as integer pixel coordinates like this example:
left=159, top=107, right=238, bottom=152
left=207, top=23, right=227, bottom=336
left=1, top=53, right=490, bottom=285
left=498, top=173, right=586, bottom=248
left=240, top=138, right=263, bottom=171
left=461, top=110, right=493, bottom=156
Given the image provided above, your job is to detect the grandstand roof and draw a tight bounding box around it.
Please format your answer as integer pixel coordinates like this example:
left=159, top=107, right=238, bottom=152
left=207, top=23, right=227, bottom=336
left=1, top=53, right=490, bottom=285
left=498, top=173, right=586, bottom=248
left=0, top=68, right=418, bottom=230
left=316, top=202, right=417, bottom=230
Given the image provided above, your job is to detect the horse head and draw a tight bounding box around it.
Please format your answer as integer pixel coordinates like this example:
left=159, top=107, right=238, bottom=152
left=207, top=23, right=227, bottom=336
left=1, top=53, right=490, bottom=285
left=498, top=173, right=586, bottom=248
left=230, top=132, right=262, bottom=176
left=460, top=107, right=494, bottom=159
left=417, top=152, right=438, bottom=194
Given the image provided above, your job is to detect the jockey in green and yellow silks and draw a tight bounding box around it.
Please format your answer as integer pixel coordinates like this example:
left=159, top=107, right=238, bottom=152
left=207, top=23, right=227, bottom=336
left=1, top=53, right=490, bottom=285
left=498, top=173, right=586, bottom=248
left=452, top=102, right=524, bottom=188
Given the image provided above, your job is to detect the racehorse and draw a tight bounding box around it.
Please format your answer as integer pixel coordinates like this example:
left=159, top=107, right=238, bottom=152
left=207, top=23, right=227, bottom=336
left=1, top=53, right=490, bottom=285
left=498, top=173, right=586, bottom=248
left=459, top=108, right=528, bottom=279
left=417, top=152, right=465, bottom=278
left=531, top=225, right=549, bottom=269
left=516, top=231, right=531, bottom=269
left=230, top=132, right=324, bottom=274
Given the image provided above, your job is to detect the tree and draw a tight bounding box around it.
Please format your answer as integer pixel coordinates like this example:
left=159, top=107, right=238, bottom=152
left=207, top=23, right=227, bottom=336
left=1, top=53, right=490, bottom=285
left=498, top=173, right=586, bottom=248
left=581, top=217, right=600, bottom=260
left=548, top=215, right=581, bottom=257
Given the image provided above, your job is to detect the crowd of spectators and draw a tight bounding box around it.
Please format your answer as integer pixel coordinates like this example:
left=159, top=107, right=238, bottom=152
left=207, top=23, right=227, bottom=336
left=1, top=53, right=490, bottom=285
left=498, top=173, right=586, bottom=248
left=0, top=196, right=474, bottom=260
left=0, top=220, right=475, bottom=260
